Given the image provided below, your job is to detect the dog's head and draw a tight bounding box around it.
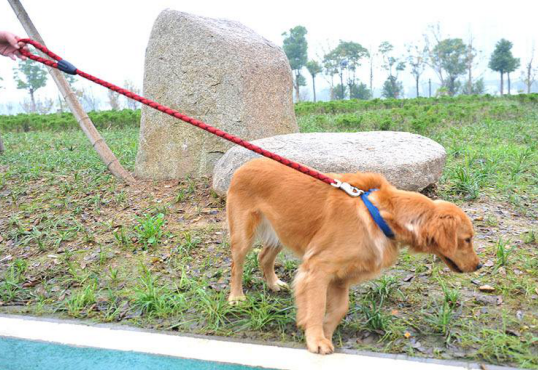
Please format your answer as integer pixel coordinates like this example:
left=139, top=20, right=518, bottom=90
left=415, top=201, right=481, bottom=273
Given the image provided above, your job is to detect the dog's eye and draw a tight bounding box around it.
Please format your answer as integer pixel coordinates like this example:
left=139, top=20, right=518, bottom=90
left=465, top=237, right=472, bottom=243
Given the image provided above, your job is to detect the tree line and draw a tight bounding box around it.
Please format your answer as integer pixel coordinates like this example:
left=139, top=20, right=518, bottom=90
left=0, top=60, right=141, bottom=114
left=282, top=24, right=537, bottom=101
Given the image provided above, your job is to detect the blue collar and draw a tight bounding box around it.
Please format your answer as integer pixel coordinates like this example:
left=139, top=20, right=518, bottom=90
left=360, top=189, right=395, bottom=239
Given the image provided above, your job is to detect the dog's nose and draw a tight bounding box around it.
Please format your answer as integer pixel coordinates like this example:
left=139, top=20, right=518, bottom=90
left=476, top=263, right=483, bottom=270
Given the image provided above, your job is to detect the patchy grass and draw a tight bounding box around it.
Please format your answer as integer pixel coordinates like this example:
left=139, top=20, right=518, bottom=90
left=1, top=96, right=537, bottom=368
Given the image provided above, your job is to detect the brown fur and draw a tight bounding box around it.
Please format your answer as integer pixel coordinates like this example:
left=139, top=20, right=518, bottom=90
left=226, top=158, right=481, bottom=354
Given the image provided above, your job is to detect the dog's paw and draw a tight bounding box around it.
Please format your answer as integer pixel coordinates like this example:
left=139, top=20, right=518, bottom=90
left=268, top=279, right=289, bottom=292
left=306, top=337, right=334, bottom=355
left=228, top=295, right=246, bottom=305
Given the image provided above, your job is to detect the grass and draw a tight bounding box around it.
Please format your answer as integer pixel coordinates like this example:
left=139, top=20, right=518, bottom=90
left=1, top=96, right=538, bottom=368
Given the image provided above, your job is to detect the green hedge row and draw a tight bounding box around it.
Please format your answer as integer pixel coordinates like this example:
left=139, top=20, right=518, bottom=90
left=0, top=109, right=141, bottom=132
left=295, top=94, right=538, bottom=115
left=1, top=94, right=537, bottom=132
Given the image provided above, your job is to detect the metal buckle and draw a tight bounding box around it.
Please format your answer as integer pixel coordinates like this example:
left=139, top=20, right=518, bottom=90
left=331, top=179, right=364, bottom=197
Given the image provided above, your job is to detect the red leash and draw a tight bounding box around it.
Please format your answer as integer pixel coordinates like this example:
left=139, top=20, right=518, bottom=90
left=18, top=38, right=362, bottom=197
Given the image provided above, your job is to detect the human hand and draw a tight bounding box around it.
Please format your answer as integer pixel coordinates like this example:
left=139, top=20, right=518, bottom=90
left=0, top=31, right=28, bottom=60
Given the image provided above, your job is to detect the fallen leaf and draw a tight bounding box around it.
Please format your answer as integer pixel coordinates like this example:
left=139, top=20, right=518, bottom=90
left=483, top=260, right=494, bottom=267
left=0, top=255, right=13, bottom=263
left=403, top=274, right=414, bottom=282
left=22, top=280, right=40, bottom=288
left=404, top=331, right=411, bottom=339
left=391, top=309, right=399, bottom=316
left=479, top=285, right=495, bottom=293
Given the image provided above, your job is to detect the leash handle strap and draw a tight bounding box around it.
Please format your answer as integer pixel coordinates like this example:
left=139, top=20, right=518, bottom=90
left=18, top=38, right=358, bottom=192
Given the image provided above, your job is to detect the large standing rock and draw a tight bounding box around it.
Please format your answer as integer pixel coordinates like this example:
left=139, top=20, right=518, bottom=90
left=212, top=131, right=446, bottom=195
left=135, top=10, right=298, bottom=180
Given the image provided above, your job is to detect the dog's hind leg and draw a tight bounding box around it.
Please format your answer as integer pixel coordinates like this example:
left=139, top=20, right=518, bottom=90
left=228, top=208, right=259, bottom=304
left=323, top=280, right=350, bottom=341
left=258, top=245, right=288, bottom=291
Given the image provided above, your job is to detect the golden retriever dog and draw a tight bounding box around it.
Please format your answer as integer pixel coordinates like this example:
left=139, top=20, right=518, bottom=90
left=226, top=158, right=481, bottom=354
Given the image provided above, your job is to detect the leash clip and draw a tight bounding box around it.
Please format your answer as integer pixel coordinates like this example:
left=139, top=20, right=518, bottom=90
left=331, top=179, right=364, bottom=197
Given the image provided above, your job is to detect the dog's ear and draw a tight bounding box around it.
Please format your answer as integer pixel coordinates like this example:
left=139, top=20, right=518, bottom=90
left=422, top=214, right=458, bottom=255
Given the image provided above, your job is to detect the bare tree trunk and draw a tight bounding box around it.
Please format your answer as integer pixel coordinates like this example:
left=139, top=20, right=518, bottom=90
left=294, top=71, right=300, bottom=102
left=339, top=71, right=344, bottom=100
left=370, top=55, right=374, bottom=98
left=9, top=0, right=136, bottom=184
left=507, top=72, right=511, bottom=95
left=525, top=65, right=532, bottom=94
left=525, top=54, right=534, bottom=94
left=500, top=72, right=504, bottom=95
left=467, top=65, right=472, bottom=94
left=428, top=79, right=431, bottom=97
left=30, top=88, right=36, bottom=112
left=0, top=131, right=5, bottom=154
left=416, top=76, right=419, bottom=98
left=312, top=75, right=317, bottom=102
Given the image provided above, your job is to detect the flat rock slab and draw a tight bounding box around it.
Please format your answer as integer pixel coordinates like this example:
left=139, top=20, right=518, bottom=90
left=212, top=131, right=446, bottom=195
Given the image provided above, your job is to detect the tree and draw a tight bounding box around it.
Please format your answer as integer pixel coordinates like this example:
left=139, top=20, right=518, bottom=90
left=462, top=33, right=481, bottom=95
left=305, top=60, right=322, bottom=102
left=489, top=39, right=519, bottom=95
left=382, top=76, right=404, bottom=99
left=506, top=54, right=520, bottom=95
left=379, top=42, right=405, bottom=98
left=21, top=97, right=53, bottom=114
left=520, top=44, right=537, bottom=94
left=424, top=23, right=445, bottom=84
left=424, top=25, right=467, bottom=96
left=282, top=26, right=308, bottom=101
left=13, top=59, right=48, bottom=112
left=406, top=44, right=428, bottom=97
left=430, top=38, right=467, bottom=96
left=368, top=45, right=376, bottom=97
left=123, top=80, right=141, bottom=109
left=79, top=87, right=100, bottom=111
left=334, top=84, right=347, bottom=100
left=57, top=74, right=78, bottom=112
left=107, top=89, right=121, bottom=110
left=316, top=41, right=339, bottom=100
left=324, top=41, right=369, bottom=100
left=350, top=82, right=371, bottom=100
left=469, top=78, right=485, bottom=95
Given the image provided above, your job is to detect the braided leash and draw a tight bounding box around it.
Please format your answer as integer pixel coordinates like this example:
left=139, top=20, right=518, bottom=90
left=18, top=38, right=363, bottom=197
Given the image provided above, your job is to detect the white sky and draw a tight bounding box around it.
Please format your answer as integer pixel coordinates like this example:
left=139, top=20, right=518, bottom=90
left=1, top=0, right=537, bottom=112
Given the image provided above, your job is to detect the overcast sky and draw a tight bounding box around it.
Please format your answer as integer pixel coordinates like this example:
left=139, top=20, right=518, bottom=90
left=1, top=0, right=537, bottom=112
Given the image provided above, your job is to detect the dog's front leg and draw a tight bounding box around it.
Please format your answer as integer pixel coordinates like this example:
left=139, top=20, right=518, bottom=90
left=323, top=280, right=350, bottom=341
left=294, top=263, right=334, bottom=354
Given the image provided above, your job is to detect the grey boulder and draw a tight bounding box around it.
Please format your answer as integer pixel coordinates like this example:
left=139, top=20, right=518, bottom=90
left=135, top=9, right=298, bottom=180
left=212, top=131, right=446, bottom=195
